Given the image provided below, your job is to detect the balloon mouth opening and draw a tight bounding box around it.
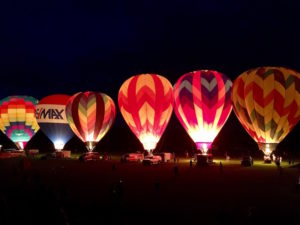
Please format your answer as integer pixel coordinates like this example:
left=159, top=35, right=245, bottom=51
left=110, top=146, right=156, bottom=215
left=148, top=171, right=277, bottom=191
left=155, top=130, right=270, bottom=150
left=139, top=133, right=159, bottom=153
left=54, top=140, right=65, bottom=152
left=142, top=142, right=157, bottom=153
left=86, top=141, right=97, bottom=152
left=196, top=142, right=212, bottom=155
left=257, top=143, right=278, bottom=156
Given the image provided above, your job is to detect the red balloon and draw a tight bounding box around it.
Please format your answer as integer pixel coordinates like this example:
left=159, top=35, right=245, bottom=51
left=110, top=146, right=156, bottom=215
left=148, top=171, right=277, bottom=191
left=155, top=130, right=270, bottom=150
left=118, top=74, right=173, bottom=152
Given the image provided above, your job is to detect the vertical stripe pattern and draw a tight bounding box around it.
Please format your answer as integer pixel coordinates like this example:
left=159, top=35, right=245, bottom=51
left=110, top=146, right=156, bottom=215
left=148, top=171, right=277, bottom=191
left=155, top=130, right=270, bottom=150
left=66, top=92, right=116, bottom=143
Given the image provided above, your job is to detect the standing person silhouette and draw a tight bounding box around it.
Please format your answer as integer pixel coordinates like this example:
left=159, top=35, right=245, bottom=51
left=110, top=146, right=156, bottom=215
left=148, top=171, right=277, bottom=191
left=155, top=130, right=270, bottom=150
left=219, top=161, right=223, bottom=173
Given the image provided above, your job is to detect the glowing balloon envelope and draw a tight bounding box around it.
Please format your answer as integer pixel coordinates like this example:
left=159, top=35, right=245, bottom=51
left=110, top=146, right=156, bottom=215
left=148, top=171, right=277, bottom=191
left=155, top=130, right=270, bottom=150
left=36, top=94, right=74, bottom=151
left=118, top=74, right=173, bottom=153
left=232, top=66, right=300, bottom=157
left=173, top=70, right=232, bottom=154
left=66, top=92, right=116, bottom=151
left=0, top=96, right=40, bottom=150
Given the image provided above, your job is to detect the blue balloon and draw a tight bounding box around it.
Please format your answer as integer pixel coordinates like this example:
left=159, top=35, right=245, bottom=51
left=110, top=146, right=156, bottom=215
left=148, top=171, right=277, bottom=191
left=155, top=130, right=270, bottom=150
left=36, top=95, right=73, bottom=151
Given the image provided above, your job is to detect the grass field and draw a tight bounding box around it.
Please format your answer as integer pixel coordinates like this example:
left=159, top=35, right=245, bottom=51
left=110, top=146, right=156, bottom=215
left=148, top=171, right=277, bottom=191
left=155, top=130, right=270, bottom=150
left=0, top=156, right=299, bottom=225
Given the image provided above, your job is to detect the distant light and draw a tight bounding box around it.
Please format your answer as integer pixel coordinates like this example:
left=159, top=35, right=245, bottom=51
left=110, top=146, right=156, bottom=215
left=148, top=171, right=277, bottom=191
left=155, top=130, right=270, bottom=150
left=54, top=140, right=64, bottom=151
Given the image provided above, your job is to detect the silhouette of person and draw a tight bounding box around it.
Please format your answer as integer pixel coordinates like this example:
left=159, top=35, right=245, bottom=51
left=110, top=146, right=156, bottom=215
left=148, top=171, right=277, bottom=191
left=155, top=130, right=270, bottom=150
left=219, top=161, right=223, bottom=172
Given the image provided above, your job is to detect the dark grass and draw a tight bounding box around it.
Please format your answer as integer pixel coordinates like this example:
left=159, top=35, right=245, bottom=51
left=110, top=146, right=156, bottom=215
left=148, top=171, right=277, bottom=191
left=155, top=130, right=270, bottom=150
left=0, top=157, right=299, bottom=225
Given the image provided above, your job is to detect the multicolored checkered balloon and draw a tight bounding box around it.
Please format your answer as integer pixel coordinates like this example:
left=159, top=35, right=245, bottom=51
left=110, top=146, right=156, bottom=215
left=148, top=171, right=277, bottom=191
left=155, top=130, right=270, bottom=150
left=232, top=67, right=300, bottom=156
left=0, top=96, right=40, bottom=150
left=173, top=70, right=232, bottom=154
left=66, top=92, right=116, bottom=151
left=118, top=74, right=173, bottom=153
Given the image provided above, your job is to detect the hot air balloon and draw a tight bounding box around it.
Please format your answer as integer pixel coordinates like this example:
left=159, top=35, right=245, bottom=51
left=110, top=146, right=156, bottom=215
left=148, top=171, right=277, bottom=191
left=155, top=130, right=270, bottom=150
left=173, top=70, right=232, bottom=155
left=36, top=94, right=73, bottom=151
left=232, top=67, right=300, bottom=161
left=118, top=74, right=173, bottom=154
left=0, top=96, right=40, bottom=150
left=66, top=92, right=116, bottom=152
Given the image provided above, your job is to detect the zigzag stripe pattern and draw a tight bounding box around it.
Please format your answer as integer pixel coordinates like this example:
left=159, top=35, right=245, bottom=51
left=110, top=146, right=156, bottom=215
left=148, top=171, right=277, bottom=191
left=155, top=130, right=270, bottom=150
left=173, top=70, right=232, bottom=144
left=0, top=96, right=40, bottom=148
left=231, top=66, right=300, bottom=144
left=66, top=92, right=116, bottom=143
left=118, top=74, right=173, bottom=149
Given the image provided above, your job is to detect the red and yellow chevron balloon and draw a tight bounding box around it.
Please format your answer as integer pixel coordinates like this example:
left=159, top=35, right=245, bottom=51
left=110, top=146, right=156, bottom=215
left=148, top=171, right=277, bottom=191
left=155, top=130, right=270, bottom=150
left=174, top=70, right=232, bottom=154
left=66, top=92, right=116, bottom=151
left=0, top=96, right=40, bottom=150
left=118, top=74, right=173, bottom=152
left=232, top=67, right=300, bottom=156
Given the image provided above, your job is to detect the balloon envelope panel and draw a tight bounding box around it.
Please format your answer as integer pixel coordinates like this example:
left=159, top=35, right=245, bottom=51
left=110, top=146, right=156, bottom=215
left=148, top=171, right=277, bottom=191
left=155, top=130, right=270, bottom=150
left=173, top=70, right=232, bottom=150
left=0, top=96, right=40, bottom=149
left=66, top=92, right=116, bottom=145
left=36, top=94, right=73, bottom=150
left=231, top=66, right=300, bottom=154
left=118, top=74, right=173, bottom=151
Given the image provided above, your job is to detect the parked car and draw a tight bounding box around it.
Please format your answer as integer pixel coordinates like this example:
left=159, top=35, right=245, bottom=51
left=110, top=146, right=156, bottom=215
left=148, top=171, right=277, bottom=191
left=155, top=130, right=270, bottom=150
left=154, top=152, right=173, bottom=162
left=142, top=155, right=162, bottom=165
left=121, top=152, right=144, bottom=163
left=79, top=152, right=100, bottom=162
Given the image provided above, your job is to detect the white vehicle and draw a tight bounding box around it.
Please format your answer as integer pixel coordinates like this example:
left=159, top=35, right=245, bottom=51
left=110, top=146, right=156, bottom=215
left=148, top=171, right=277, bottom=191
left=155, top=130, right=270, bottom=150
left=142, top=155, right=162, bottom=165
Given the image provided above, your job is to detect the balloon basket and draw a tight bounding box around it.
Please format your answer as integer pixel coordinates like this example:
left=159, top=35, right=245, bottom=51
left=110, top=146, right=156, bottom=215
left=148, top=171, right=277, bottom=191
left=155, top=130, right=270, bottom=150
left=55, top=150, right=71, bottom=159
left=196, top=153, right=213, bottom=166
left=264, top=156, right=272, bottom=164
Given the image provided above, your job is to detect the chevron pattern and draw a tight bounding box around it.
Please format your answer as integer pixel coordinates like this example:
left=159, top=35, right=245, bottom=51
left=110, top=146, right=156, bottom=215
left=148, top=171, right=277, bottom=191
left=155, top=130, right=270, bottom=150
left=232, top=66, right=300, bottom=147
left=66, top=92, right=116, bottom=143
left=118, top=74, right=173, bottom=151
left=174, top=70, right=232, bottom=144
left=0, top=96, right=40, bottom=149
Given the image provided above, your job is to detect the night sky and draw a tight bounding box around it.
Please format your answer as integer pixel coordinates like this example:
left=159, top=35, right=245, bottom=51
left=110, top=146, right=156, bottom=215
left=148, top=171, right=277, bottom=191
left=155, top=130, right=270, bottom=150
left=1, top=1, right=300, bottom=155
